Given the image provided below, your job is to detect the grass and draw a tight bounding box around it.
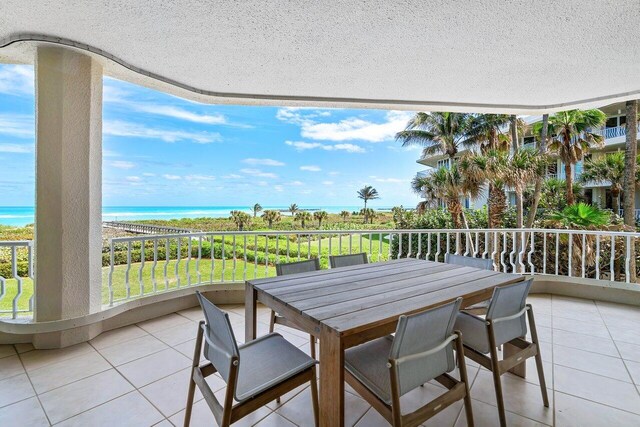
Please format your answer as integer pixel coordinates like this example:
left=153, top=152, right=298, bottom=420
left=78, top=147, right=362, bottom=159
left=1, top=233, right=391, bottom=317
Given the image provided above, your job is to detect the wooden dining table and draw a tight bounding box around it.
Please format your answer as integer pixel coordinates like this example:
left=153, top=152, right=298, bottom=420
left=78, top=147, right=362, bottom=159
left=245, top=258, right=523, bottom=427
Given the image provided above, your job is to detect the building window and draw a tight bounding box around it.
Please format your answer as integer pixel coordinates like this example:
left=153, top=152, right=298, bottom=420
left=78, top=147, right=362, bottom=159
left=436, top=159, right=451, bottom=169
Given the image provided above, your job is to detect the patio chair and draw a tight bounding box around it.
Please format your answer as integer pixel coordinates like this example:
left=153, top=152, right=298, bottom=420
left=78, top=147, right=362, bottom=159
left=445, top=254, right=494, bottom=314
left=344, top=298, right=475, bottom=427
left=329, top=252, right=368, bottom=268
left=454, top=279, right=548, bottom=427
left=185, top=292, right=319, bottom=427
left=272, top=259, right=321, bottom=358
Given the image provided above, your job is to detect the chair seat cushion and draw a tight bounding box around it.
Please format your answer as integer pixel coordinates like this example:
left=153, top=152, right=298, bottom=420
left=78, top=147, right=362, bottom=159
left=454, top=311, right=490, bottom=354
left=344, top=336, right=394, bottom=405
left=235, top=333, right=316, bottom=401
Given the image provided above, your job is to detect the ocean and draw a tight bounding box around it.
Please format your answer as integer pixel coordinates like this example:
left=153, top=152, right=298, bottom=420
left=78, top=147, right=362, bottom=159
left=0, top=206, right=393, bottom=227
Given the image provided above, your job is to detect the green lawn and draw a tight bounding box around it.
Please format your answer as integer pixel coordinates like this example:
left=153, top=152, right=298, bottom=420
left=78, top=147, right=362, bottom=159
left=1, top=233, right=391, bottom=316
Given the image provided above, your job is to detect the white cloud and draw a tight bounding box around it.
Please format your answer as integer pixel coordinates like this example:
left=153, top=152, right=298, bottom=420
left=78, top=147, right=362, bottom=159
left=278, top=108, right=413, bottom=143
left=239, top=168, right=278, bottom=178
left=126, top=176, right=142, bottom=182
left=0, top=65, right=34, bottom=96
left=185, top=174, right=216, bottom=181
left=222, top=174, right=244, bottom=179
left=257, top=181, right=269, bottom=186
left=111, top=160, right=136, bottom=169
left=242, top=158, right=285, bottom=166
left=103, top=149, right=121, bottom=158
left=370, top=175, right=407, bottom=183
left=0, top=114, right=34, bottom=138
left=287, top=180, right=304, bottom=186
left=0, top=143, right=32, bottom=153
left=328, top=171, right=340, bottom=176
left=274, top=185, right=284, bottom=192
left=300, top=165, right=321, bottom=172
left=284, top=140, right=365, bottom=153
left=163, top=174, right=182, bottom=180
left=104, top=120, right=222, bottom=144
left=322, top=180, right=334, bottom=186
left=142, top=172, right=156, bottom=177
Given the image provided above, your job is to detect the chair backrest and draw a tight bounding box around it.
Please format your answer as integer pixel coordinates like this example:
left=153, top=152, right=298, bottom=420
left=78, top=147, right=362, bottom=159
left=486, top=279, right=533, bottom=347
left=445, top=253, right=494, bottom=271
left=389, top=298, right=462, bottom=396
left=195, top=292, right=240, bottom=384
left=329, top=253, right=368, bottom=269
left=276, top=258, right=321, bottom=276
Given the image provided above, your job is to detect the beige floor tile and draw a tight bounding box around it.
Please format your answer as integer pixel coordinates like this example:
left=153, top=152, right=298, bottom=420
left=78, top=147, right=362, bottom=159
left=527, top=325, right=552, bottom=344
left=140, top=367, right=220, bottom=417
left=554, top=391, right=640, bottom=427
left=117, top=348, right=191, bottom=388
left=554, top=365, right=640, bottom=415
left=265, top=383, right=309, bottom=410
left=170, top=398, right=272, bottom=427
left=0, top=344, right=16, bottom=359
left=354, top=407, right=393, bottom=427
left=505, top=359, right=552, bottom=389
left=455, top=398, right=549, bottom=427
left=608, top=326, right=640, bottom=345
left=177, top=306, right=205, bottom=322
left=617, top=341, right=640, bottom=363
left=624, top=359, right=640, bottom=385
left=99, top=334, right=169, bottom=366
left=39, top=369, right=133, bottom=424
left=153, top=320, right=198, bottom=346
left=56, top=391, right=164, bottom=427
left=138, top=313, right=191, bottom=334
left=173, top=338, right=205, bottom=362
left=406, top=383, right=464, bottom=427
left=14, top=343, right=34, bottom=354
left=552, top=329, right=618, bottom=357
left=255, top=412, right=297, bottom=426
left=552, top=317, right=610, bottom=338
left=276, top=386, right=370, bottom=427
left=553, top=345, right=631, bottom=382
left=19, top=342, right=94, bottom=371
left=0, top=396, right=49, bottom=427
left=0, top=373, right=35, bottom=407
left=153, top=420, right=174, bottom=427
left=470, top=370, right=552, bottom=425
left=29, top=350, right=111, bottom=394
left=0, top=354, right=25, bottom=380
left=89, top=325, right=149, bottom=350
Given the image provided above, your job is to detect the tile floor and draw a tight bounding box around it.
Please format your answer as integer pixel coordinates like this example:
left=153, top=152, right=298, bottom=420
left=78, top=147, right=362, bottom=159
left=1, top=294, right=640, bottom=426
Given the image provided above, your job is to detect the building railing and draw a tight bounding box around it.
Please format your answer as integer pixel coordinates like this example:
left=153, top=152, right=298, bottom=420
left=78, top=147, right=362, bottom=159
left=103, top=221, right=196, bottom=235
left=3, top=228, right=640, bottom=318
left=104, top=228, right=640, bottom=306
left=0, top=241, right=34, bottom=319
left=617, top=209, right=640, bottom=220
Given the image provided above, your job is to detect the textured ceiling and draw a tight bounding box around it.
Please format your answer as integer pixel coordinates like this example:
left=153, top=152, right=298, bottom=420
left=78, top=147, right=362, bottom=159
left=1, top=0, right=639, bottom=113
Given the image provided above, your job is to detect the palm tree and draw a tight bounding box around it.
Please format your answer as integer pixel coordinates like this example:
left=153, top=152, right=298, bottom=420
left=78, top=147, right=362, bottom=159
left=548, top=203, right=610, bottom=229
left=229, top=210, right=251, bottom=231
left=581, top=152, right=625, bottom=215
left=339, top=210, right=350, bottom=221
left=294, top=211, right=312, bottom=228
left=313, top=210, right=328, bottom=227
left=458, top=150, right=508, bottom=228
left=250, top=203, right=263, bottom=218
left=359, top=208, right=376, bottom=224
left=261, top=209, right=281, bottom=228
left=526, top=114, right=549, bottom=228
left=501, top=147, right=548, bottom=228
left=395, top=112, right=473, bottom=160
left=419, top=164, right=482, bottom=228
left=357, top=185, right=379, bottom=209
left=288, top=204, right=299, bottom=216
left=545, top=109, right=607, bottom=205
left=463, top=114, right=511, bottom=228
left=624, top=100, right=638, bottom=226
left=411, top=175, right=438, bottom=212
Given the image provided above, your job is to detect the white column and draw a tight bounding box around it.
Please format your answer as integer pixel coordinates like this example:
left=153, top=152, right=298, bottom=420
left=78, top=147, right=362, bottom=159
left=34, top=46, right=103, bottom=323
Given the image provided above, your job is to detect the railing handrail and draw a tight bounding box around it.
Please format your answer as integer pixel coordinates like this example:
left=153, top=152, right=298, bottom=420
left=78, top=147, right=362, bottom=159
left=0, top=240, right=33, bottom=247
left=106, top=227, right=640, bottom=243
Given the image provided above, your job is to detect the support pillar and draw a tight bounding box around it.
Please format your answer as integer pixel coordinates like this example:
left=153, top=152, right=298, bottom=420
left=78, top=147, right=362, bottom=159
left=34, top=46, right=103, bottom=340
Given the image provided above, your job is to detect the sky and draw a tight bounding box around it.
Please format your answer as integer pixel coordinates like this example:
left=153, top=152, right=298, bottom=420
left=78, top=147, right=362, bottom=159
left=0, top=64, right=424, bottom=208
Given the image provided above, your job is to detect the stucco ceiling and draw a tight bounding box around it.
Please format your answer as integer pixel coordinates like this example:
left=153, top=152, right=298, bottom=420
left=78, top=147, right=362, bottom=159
left=1, top=1, right=639, bottom=113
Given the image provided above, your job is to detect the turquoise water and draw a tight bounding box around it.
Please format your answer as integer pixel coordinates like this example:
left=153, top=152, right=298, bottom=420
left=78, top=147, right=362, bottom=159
left=0, top=206, right=393, bottom=227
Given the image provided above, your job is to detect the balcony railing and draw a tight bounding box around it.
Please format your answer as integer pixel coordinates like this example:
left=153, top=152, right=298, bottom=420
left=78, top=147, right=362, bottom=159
left=3, top=228, right=640, bottom=319
left=0, top=240, right=34, bottom=319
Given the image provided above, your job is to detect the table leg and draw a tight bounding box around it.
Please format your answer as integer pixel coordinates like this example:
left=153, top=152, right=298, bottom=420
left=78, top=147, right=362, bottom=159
left=503, top=341, right=527, bottom=378
left=245, top=284, right=257, bottom=342
left=319, top=325, right=344, bottom=427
